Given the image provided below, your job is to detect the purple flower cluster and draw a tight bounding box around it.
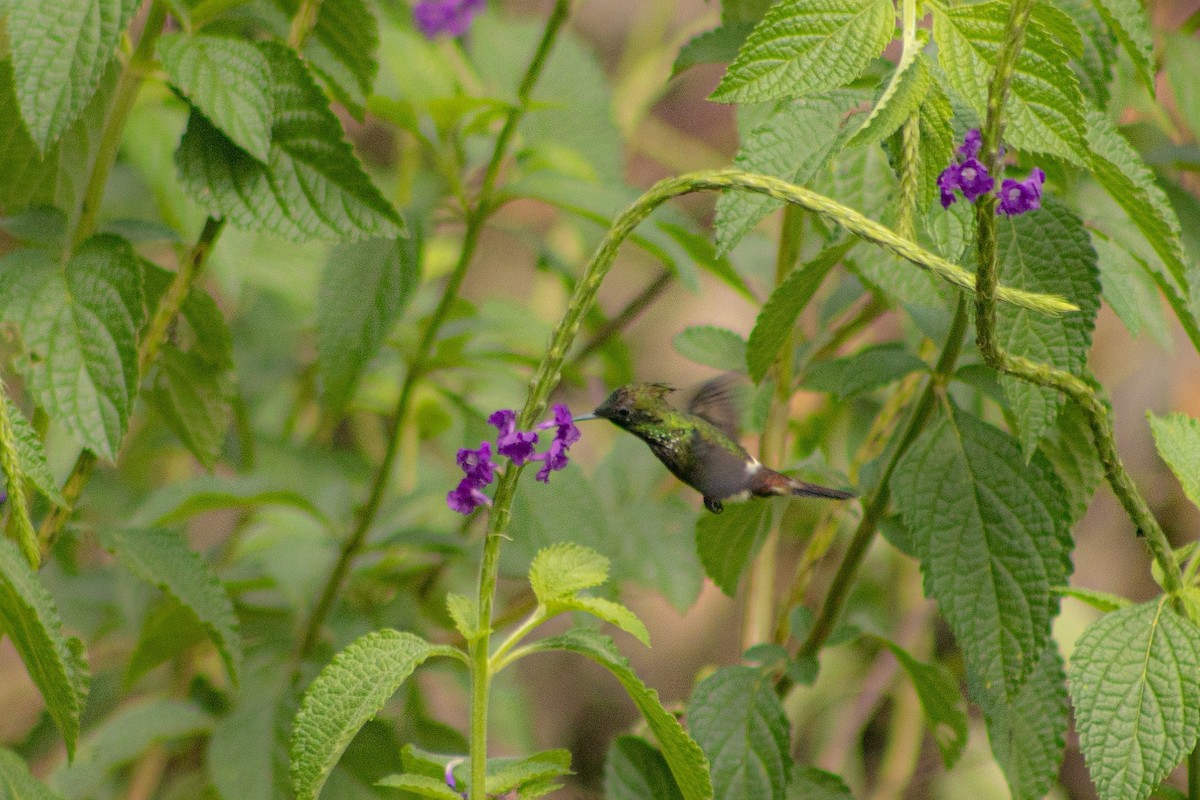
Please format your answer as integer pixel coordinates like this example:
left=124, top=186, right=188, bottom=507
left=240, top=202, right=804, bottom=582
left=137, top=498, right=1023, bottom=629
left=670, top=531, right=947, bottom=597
left=413, top=0, right=484, bottom=39
left=447, top=404, right=582, bottom=514
left=938, top=129, right=1045, bottom=216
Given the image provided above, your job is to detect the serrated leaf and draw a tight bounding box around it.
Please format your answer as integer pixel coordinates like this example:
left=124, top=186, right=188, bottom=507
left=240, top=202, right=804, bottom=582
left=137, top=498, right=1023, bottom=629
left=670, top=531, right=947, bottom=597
left=1148, top=412, right=1200, bottom=511
left=296, top=0, right=378, bottom=120
left=8, top=0, right=137, bottom=151
left=673, top=23, right=754, bottom=75
left=291, top=631, right=457, bottom=800
left=148, top=344, right=233, bottom=469
left=446, top=593, right=482, bottom=641
left=1092, top=234, right=1172, bottom=347
left=1030, top=1, right=1084, bottom=57
left=979, top=645, right=1069, bottom=800
left=606, top=735, right=684, bottom=800
left=745, top=243, right=847, bottom=382
left=995, top=202, right=1100, bottom=456
left=528, top=629, right=711, bottom=800
left=715, top=91, right=863, bottom=254
left=787, top=766, right=852, bottom=799
left=50, top=699, right=210, bottom=798
left=317, top=236, right=419, bottom=415
left=0, top=235, right=144, bottom=460
left=909, top=79, right=956, bottom=212
left=376, top=774, right=461, bottom=799
left=100, top=528, right=241, bottom=684
left=0, top=747, right=65, bottom=799
left=802, top=343, right=926, bottom=399
left=556, top=596, right=651, bottom=648
left=158, top=33, right=273, bottom=162
left=529, top=543, right=610, bottom=603
left=848, top=42, right=931, bottom=147
left=891, top=405, right=1072, bottom=701
left=672, top=326, right=747, bottom=372
left=125, top=596, right=207, bottom=687
left=688, top=665, right=789, bottom=800
left=1055, top=0, right=1116, bottom=107
left=933, top=2, right=1086, bottom=163
left=1084, top=111, right=1200, bottom=353
left=695, top=501, right=772, bottom=597
left=0, top=539, right=88, bottom=759
left=1038, top=402, right=1103, bottom=525
left=1054, top=585, right=1132, bottom=613
left=711, top=0, right=896, bottom=103
left=879, top=639, right=968, bottom=768
left=4, top=399, right=65, bottom=506
left=177, top=40, right=402, bottom=243
left=485, top=751, right=572, bottom=795
left=1092, top=0, right=1154, bottom=93
left=1070, top=599, right=1200, bottom=800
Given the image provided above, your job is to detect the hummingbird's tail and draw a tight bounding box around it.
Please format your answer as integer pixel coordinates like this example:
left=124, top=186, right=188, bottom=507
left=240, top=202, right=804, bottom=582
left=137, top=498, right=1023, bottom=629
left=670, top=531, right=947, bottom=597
left=753, top=469, right=855, bottom=500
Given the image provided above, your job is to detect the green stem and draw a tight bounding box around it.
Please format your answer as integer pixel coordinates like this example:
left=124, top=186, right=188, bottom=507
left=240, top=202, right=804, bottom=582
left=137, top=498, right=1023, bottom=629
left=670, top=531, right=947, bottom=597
left=296, top=1, right=575, bottom=669
left=73, top=0, right=167, bottom=249
left=488, top=606, right=548, bottom=674
left=969, top=0, right=1185, bottom=596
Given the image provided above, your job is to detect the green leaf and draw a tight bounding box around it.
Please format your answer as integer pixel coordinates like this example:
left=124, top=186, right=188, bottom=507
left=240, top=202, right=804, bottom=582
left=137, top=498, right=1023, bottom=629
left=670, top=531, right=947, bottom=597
left=801, top=343, right=926, bottom=399
left=125, top=596, right=207, bottom=688
left=890, top=405, right=1072, bottom=701
left=376, top=774, right=461, bottom=800
left=296, top=0, right=379, bottom=120
left=556, top=596, right=651, bottom=648
left=528, top=629, right=712, bottom=800
left=484, top=751, right=572, bottom=795
left=0, top=235, right=145, bottom=460
left=1092, top=234, right=1172, bottom=347
left=1167, top=34, right=1200, bottom=141
left=8, top=0, right=137, bottom=152
left=711, top=0, right=896, bottom=103
left=1092, top=0, right=1154, bottom=93
left=1029, top=1, right=1084, bottom=57
left=933, top=2, right=1086, bottom=163
left=995, top=202, right=1100, bottom=456
left=158, top=33, right=274, bottom=162
left=0, top=539, right=88, bottom=759
left=177, top=40, right=402, bottom=243
left=1148, top=412, right=1200, bottom=511
left=787, top=767, right=852, bottom=799
left=1056, top=0, right=1116, bottom=107
left=148, top=344, right=233, bottom=469
left=1084, top=111, right=1200, bottom=353
left=695, top=502, right=772, bottom=597
left=606, top=735, right=684, bottom=800
left=99, top=528, right=241, bottom=684
left=1037, top=402, right=1103, bottom=526
left=50, top=699, right=210, bottom=798
left=0, top=747, right=65, bottom=799
left=3, top=398, right=65, bottom=507
left=745, top=242, right=849, bottom=382
left=672, top=326, right=747, bottom=373
left=715, top=91, right=863, bottom=254
left=723, top=0, right=773, bottom=23
left=446, top=593, right=483, bottom=641
left=291, top=631, right=456, bottom=800
left=142, top=262, right=234, bottom=368
left=317, top=236, right=419, bottom=415
left=134, top=476, right=331, bottom=530
left=1069, top=599, right=1200, bottom=800
left=978, top=645, right=1069, bottom=800
left=847, top=43, right=931, bottom=147
left=529, top=542, right=610, bottom=603
left=908, top=79, right=956, bottom=212
left=209, top=659, right=293, bottom=800
left=688, top=665, right=789, bottom=800
left=1053, top=585, right=1132, bottom=613
left=673, top=23, right=754, bottom=76
left=878, top=639, right=968, bottom=768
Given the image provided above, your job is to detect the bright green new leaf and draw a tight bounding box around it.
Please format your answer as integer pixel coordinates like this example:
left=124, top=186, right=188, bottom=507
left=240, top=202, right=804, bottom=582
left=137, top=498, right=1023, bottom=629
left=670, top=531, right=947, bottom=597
left=0, top=539, right=89, bottom=759
left=695, top=501, right=772, bottom=597
left=529, top=542, right=610, bottom=603
left=1148, top=412, right=1200, bottom=511
left=483, top=751, right=572, bottom=795
left=688, top=665, right=789, bottom=800
left=99, top=528, right=241, bottom=684
left=317, top=236, right=419, bottom=415
left=0, top=235, right=144, bottom=462
left=1054, top=585, right=1132, bottom=613
left=1038, top=402, right=1103, bottom=526
left=3, top=398, right=66, bottom=507
left=995, top=202, right=1100, bottom=456
left=148, top=344, right=233, bottom=469
left=8, top=0, right=137, bottom=152
left=891, top=406, right=1072, bottom=700
left=933, top=2, right=1086, bottom=163
left=0, top=747, right=66, bottom=799
left=291, top=630, right=457, bottom=800
left=711, top=0, right=896, bottom=103
left=446, top=593, right=483, bottom=641
left=1092, top=0, right=1155, bottom=93
left=528, top=629, right=712, bottom=800
left=606, top=735, right=684, bottom=800
left=673, top=326, right=747, bottom=373
left=788, top=767, right=852, bottom=799
left=177, top=41, right=402, bottom=243
left=1070, top=599, right=1200, bottom=800
left=158, top=33, right=274, bottom=162
left=802, top=343, right=927, bottom=400
left=847, top=42, right=931, bottom=147
left=879, top=639, right=968, bottom=767
left=376, top=774, right=462, bottom=799
left=556, top=596, right=651, bottom=648
left=979, top=645, right=1069, bottom=800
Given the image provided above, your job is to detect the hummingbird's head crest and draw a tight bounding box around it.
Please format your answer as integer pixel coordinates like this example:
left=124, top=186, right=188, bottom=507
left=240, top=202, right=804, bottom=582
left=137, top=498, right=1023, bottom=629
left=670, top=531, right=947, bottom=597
left=593, top=383, right=675, bottom=430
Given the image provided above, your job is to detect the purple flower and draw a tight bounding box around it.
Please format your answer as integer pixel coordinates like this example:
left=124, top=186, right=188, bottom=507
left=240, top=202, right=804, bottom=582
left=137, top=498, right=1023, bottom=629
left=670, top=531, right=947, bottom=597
left=456, top=441, right=495, bottom=485
left=537, top=403, right=581, bottom=448
left=447, top=478, right=491, bottom=514
left=413, top=0, right=485, bottom=39
left=534, top=440, right=570, bottom=483
left=956, top=158, right=994, bottom=202
left=997, top=167, right=1046, bottom=216
left=958, top=128, right=983, bottom=159
left=938, top=163, right=961, bottom=209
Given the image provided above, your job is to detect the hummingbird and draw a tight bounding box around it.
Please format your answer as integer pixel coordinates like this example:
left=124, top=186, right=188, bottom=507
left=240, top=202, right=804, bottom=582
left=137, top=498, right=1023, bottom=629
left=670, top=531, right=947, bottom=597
left=578, top=379, right=855, bottom=513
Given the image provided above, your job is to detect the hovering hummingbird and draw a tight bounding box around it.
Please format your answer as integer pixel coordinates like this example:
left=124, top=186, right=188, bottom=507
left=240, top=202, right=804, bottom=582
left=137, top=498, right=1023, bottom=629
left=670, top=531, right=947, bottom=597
left=577, top=380, right=855, bottom=513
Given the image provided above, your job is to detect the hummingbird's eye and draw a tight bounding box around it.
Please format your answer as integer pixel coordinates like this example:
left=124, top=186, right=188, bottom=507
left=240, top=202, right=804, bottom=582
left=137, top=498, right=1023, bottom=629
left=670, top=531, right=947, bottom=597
left=617, top=408, right=630, bottom=418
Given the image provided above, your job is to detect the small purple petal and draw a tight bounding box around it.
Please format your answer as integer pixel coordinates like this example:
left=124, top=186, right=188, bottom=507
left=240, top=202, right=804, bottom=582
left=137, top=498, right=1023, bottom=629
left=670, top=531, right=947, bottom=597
left=956, top=158, right=994, bottom=202
left=488, top=409, right=516, bottom=437
left=537, top=403, right=581, bottom=448
left=413, top=0, right=484, bottom=39
left=533, top=440, right=570, bottom=483
left=497, top=429, right=539, bottom=465
left=958, top=128, right=983, bottom=159
left=996, top=168, right=1046, bottom=216
left=456, top=440, right=495, bottom=485
left=447, top=479, right=490, bottom=515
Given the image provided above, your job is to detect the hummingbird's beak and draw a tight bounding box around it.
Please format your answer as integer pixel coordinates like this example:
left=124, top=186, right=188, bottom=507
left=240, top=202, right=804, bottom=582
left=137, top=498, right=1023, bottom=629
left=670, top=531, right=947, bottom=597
left=572, top=413, right=600, bottom=422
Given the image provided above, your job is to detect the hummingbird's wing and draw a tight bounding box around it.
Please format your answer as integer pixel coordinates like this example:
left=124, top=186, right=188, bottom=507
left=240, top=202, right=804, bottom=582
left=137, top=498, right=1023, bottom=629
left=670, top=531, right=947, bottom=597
left=684, top=374, right=742, bottom=441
